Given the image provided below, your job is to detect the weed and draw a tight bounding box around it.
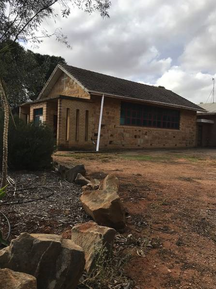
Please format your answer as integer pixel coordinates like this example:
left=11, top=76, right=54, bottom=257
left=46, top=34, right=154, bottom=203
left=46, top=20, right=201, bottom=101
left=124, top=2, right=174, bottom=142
left=78, top=245, right=133, bottom=289
left=120, top=154, right=172, bottom=162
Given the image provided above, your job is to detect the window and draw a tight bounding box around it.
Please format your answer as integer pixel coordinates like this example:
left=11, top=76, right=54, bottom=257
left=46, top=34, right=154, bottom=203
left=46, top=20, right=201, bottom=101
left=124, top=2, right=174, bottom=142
left=75, top=109, right=79, bottom=141
left=34, top=108, right=43, bottom=125
left=120, top=102, right=180, bottom=129
left=85, top=110, right=89, bottom=141
left=66, top=108, right=70, bottom=141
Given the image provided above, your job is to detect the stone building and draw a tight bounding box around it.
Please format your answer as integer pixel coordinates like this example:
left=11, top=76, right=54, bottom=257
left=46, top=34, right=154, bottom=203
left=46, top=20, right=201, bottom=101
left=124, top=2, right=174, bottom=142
left=19, top=64, right=203, bottom=150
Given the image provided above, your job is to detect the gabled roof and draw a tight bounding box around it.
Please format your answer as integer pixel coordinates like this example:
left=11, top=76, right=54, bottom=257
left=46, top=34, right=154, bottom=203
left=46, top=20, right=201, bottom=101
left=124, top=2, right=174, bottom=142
left=39, top=64, right=204, bottom=111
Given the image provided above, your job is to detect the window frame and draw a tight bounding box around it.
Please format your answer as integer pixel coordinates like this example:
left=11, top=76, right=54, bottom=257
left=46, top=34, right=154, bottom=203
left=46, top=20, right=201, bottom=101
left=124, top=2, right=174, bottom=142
left=120, top=102, right=180, bottom=130
left=33, top=108, right=43, bottom=125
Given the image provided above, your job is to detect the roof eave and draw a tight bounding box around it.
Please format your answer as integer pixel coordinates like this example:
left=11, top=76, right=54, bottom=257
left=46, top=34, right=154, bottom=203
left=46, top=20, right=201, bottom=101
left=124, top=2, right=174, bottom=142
left=89, top=90, right=204, bottom=112
left=198, top=112, right=216, bottom=116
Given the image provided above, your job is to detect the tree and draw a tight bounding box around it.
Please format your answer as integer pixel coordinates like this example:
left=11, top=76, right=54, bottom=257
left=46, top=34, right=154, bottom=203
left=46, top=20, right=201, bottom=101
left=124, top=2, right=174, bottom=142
left=0, top=0, right=111, bottom=45
left=0, top=40, right=66, bottom=107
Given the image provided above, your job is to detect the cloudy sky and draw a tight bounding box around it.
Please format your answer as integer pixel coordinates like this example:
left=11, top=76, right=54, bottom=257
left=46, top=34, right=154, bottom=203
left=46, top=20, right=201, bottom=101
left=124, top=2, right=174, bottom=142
left=23, top=0, right=216, bottom=104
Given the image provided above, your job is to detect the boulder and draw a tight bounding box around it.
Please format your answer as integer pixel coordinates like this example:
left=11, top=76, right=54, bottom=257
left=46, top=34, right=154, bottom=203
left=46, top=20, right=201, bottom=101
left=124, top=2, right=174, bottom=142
left=0, top=233, right=85, bottom=289
left=75, top=173, right=90, bottom=186
left=0, top=268, right=37, bottom=289
left=80, top=174, right=125, bottom=230
left=99, top=173, right=119, bottom=192
left=56, top=164, right=70, bottom=178
left=71, top=221, right=116, bottom=272
left=82, top=179, right=100, bottom=191
left=66, top=165, right=86, bottom=183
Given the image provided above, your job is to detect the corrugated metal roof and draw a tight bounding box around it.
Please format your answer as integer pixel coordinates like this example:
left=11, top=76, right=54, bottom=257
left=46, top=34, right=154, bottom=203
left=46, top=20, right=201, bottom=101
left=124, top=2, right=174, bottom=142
left=198, top=103, right=216, bottom=113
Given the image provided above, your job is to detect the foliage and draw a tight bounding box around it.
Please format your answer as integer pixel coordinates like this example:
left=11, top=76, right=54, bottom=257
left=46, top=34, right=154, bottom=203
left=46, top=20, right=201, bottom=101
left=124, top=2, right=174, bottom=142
left=0, top=185, right=7, bottom=200
left=0, top=0, right=111, bottom=44
left=0, top=41, right=66, bottom=107
left=0, top=0, right=111, bottom=107
left=0, top=115, right=55, bottom=170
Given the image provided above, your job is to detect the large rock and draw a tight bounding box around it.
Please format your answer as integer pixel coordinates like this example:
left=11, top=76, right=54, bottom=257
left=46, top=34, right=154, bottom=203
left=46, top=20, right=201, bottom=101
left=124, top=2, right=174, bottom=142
left=82, top=178, right=100, bottom=191
left=80, top=174, right=125, bottom=230
left=75, top=173, right=90, bottom=186
left=71, top=221, right=116, bottom=272
left=66, top=165, right=86, bottom=182
left=0, top=268, right=37, bottom=289
left=56, top=164, right=69, bottom=178
left=0, top=233, right=85, bottom=289
left=55, top=163, right=86, bottom=183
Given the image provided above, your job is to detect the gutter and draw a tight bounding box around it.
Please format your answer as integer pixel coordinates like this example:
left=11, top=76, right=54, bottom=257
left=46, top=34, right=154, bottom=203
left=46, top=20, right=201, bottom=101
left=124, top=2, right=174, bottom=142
left=197, top=119, right=214, bottom=124
left=89, top=90, right=204, bottom=112
left=19, top=95, right=93, bottom=107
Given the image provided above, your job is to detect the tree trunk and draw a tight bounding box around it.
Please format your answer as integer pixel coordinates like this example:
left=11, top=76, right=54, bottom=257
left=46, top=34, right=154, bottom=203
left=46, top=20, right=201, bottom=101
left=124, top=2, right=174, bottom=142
left=0, top=79, right=9, bottom=188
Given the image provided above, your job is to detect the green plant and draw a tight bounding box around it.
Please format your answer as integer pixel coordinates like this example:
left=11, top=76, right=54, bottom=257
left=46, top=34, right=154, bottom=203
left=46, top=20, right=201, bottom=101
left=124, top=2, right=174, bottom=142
left=0, top=185, right=7, bottom=199
left=0, top=114, right=55, bottom=170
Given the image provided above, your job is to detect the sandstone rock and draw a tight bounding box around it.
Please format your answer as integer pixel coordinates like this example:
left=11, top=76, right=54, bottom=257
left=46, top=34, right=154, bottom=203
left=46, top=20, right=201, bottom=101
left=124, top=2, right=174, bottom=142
left=99, top=173, right=119, bottom=192
left=83, top=179, right=100, bottom=190
left=71, top=221, right=116, bottom=272
left=0, top=233, right=85, bottom=289
left=0, top=268, right=37, bottom=289
left=75, top=173, right=90, bottom=186
left=80, top=174, right=125, bottom=230
left=66, top=165, right=86, bottom=182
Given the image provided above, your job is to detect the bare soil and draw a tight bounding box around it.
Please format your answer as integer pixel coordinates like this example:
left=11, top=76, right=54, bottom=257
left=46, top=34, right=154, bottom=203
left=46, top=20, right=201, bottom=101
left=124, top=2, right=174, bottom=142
left=53, top=148, right=216, bottom=289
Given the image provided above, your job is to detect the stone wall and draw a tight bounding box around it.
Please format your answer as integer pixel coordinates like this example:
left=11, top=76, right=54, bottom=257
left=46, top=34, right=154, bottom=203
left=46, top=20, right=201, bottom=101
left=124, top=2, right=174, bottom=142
left=46, top=101, right=58, bottom=131
left=29, top=102, right=47, bottom=123
left=57, top=98, right=95, bottom=149
left=100, top=97, right=196, bottom=149
left=57, top=95, right=197, bottom=150
left=47, top=72, right=90, bottom=100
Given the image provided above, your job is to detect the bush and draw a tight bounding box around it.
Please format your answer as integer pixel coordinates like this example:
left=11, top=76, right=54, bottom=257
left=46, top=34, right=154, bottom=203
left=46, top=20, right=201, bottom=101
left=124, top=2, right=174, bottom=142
left=0, top=115, right=55, bottom=170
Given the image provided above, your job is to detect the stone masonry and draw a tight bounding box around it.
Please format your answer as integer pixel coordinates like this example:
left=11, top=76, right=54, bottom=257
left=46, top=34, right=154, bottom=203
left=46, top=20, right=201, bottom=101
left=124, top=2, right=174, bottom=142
left=21, top=71, right=197, bottom=150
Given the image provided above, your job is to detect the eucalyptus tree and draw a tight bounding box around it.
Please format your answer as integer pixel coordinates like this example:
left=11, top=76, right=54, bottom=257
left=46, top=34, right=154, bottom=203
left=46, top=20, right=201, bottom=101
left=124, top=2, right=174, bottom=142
left=0, top=0, right=110, bottom=44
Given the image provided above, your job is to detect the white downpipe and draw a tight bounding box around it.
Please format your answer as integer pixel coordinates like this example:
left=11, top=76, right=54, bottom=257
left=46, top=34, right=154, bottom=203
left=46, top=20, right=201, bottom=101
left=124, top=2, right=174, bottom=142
left=96, top=94, right=105, bottom=152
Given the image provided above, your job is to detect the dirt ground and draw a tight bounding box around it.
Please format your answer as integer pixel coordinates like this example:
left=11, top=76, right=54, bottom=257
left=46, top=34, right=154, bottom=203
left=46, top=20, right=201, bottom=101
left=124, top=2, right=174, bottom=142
left=54, top=148, right=216, bottom=289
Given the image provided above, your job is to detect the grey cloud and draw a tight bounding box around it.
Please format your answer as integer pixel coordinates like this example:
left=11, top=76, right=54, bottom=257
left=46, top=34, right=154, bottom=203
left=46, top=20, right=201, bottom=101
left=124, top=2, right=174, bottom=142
left=23, top=0, right=216, bottom=104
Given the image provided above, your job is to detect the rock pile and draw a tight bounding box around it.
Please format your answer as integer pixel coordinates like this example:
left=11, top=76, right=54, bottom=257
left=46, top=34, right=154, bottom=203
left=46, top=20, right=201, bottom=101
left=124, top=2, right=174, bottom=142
left=0, top=165, right=126, bottom=288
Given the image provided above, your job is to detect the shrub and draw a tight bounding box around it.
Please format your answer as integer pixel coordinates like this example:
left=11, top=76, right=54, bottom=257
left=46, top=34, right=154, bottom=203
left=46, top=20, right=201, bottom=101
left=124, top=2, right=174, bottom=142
left=0, top=115, right=55, bottom=170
